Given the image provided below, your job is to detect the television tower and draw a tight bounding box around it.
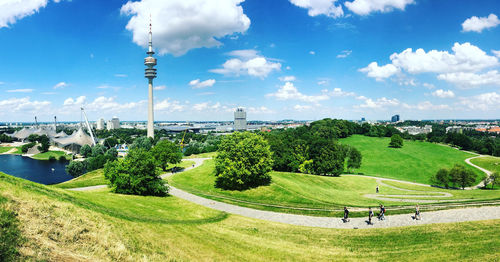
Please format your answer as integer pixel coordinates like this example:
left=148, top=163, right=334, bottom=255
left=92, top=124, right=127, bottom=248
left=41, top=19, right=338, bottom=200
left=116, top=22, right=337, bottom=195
left=144, top=18, right=157, bottom=139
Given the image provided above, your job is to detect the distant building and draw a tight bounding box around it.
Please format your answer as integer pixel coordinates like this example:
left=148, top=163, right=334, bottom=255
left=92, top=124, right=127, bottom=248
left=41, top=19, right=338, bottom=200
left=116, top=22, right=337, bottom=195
left=107, top=117, right=120, bottom=130
left=397, top=125, right=432, bottom=135
left=234, top=108, right=247, bottom=131
left=361, top=117, right=366, bottom=122
left=391, top=114, right=400, bottom=122
left=96, top=118, right=105, bottom=130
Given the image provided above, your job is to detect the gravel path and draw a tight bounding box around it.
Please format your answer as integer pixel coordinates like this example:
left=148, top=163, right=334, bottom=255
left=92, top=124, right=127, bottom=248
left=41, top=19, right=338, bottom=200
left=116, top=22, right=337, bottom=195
left=465, top=155, right=492, bottom=189
left=69, top=158, right=500, bottom=228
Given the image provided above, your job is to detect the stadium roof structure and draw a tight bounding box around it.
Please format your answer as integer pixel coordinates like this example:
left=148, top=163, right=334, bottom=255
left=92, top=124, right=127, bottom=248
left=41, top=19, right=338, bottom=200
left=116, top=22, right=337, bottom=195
left=53, top=128, right=94, bottom=147
left=11, top=127, right=57, bottom=140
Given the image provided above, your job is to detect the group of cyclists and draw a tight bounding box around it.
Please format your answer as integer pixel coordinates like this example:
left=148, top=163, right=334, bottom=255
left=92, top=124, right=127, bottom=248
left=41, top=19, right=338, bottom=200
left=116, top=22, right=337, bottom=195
left=342, top=204, right=421, bottom=224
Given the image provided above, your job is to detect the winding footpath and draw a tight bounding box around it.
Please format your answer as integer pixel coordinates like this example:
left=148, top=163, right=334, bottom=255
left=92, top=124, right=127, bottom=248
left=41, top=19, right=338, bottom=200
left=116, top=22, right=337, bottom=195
left=68, top=157, right=500, bottom=229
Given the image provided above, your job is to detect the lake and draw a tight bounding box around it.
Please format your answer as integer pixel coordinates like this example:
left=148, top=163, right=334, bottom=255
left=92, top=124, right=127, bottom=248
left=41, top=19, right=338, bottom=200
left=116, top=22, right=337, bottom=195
left=0, top=154, right=73, bottom=185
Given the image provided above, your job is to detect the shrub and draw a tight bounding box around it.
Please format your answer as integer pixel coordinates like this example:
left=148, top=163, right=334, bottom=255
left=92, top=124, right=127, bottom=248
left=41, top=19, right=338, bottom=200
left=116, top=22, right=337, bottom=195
left=21, top=142, right=36, bottom=153
left=80, top=144, right=92, bottom=158
left=347, top=146, right=362, bottom=170
left=48, top=156, right=56, bottom=161
left=215, top=132, right=273, bottom=190
left=66, top=161, right=87, bottom=178
left=130, top=136, right=152, bottom=151
left=0, top=204, right=23, bottom=261
left=58, top=155, right=67, bottom=162
left=449, top=164, right=477, bottom=190
left=309, top=139, right=346, bottom=176
left=104, top=148, right=167, bottom=196
left=389, top=134, right=403, bottom=148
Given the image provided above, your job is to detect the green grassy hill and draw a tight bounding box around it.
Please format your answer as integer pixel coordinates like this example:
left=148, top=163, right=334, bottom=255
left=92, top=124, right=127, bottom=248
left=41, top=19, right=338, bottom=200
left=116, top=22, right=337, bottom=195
left=1, top=172, right=499, bottom=261
left=340, top=135, right=483, bottom=184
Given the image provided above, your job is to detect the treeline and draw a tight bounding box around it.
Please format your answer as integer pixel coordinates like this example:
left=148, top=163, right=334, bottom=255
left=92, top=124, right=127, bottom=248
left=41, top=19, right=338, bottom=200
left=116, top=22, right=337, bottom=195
left=264, top=119, right=362, bottom=176
left=427, top=128, right=499, bottom=156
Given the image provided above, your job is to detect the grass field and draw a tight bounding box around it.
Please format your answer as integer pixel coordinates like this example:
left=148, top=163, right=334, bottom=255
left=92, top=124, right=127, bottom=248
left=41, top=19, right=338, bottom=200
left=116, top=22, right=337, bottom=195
left=1, top=172, right=499, bottom=261
left=340, top=135, right=483, bottom=184
left=31, top=150, right=71, bottom=160
left=471, top=156, right=500, bottom=174
left=0, top=146, right=14, bottom=153
left=54, top=160, right=195, bottom=189
left=184, top=151, right=217, bottom=159
left=169, top=160, right=499, bottom=216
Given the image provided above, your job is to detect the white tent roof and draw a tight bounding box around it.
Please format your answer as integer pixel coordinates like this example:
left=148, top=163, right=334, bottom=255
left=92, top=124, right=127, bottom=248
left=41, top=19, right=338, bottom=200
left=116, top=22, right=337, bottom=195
left=53, top=128, right=94, bottom=147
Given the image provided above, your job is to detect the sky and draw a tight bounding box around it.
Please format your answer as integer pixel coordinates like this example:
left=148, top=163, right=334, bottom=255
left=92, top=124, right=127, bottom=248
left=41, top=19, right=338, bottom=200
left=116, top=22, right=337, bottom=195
left=0, top=0, right=499, bottom=122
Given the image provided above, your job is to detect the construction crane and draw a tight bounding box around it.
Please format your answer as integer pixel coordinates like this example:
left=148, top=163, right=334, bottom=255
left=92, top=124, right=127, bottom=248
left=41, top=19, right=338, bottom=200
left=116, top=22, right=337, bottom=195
left=81, top=107, right=96, bottom=146
left=180, top=129, right=187, bottom=150
left=34, top=116, right=38, bottom=128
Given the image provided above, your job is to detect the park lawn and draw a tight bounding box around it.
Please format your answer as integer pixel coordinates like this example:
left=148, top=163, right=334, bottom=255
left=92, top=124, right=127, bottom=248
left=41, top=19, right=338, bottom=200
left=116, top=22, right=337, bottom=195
left=1, top=172, right=499, bottom=261
left=339, top=135, right=483, bottom=184
left=471, top=156, right=500, bottom=174
left=184, top=151, right=217, bottom=159
left=0, top=146, right=13, bottom=153
left=31, top=150, right=71, bottom=160
left=54, top=160, right=195, bottom=189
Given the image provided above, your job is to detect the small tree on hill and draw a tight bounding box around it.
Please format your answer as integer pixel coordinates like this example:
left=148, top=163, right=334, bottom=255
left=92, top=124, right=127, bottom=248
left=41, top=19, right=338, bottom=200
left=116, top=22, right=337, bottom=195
left=347, top=147, right=362, bottom=171
left=215, top=132, right=273, bottom=190
left=80, top=144, right=92, bottom=158
left=66, top=161, right=87, bottom=177
left=389, top=134, right=403, bottom=148
left=486, top=172, right=499, bottom=189
left=104, top=148, right=167, bottom=196
left=151, top=140, right=182, bottom=171
left=432, top=168, right=450, bottom=188
left=449, top=164, right=477, bottom=190
left=37, top=135, right=50, bottom=153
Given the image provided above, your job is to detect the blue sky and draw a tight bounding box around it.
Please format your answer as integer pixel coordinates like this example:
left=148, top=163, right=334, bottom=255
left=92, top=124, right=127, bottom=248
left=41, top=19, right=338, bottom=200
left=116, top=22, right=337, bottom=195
left=0, top=0, right=499, bottom=122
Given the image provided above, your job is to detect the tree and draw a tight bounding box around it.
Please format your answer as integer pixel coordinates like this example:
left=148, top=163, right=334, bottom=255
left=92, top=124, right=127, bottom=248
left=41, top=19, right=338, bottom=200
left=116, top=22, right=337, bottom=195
left=347, top=147, right=362, bottom=170
left=449, top=164, right=477, bottom=189
left=37, top=135, right=50, bottom=153
left=130, top=136, right=152, bottom=151
left=486, top=172, right=499, bottom=189
left=21, top=142, right=36, bottom=153
left=80, top=144, right=92, bottom=158
left=309, top=139, right=345, bottom=176
left=215, top=132, right=273, bottom=190
left=91, top=144, right=106, bottom=157
left=151, top=140, right=182, bottom=171
left=104, top=148, right=167, bottom=196
left=104, top=137, right=118, bottom=148
left=389, top=134, right=403, bottom=148
left=66, top=161, right=87, bottom=177
left=432, top=168, right=450, bottom=188
left=105, top=147, right=118, bottom=162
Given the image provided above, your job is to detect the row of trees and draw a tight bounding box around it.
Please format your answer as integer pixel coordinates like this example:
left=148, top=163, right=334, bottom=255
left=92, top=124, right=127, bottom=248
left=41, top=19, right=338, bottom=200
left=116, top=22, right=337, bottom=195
left=431, top=165, right=477, bottom=189
left=66, top=144, right=118, bottom=177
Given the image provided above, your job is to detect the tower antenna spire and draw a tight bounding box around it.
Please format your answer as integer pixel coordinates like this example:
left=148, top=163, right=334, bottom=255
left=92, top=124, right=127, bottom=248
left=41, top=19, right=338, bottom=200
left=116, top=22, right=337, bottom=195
left=145, top=14, right=157, bottom=139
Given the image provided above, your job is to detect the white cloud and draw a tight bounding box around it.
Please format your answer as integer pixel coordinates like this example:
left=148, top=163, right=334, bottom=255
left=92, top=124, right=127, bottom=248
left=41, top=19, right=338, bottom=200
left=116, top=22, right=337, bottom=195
left=189, top=79, right=216, bottom=89
left=357, top=96, right=400, bottom=109
left=0, top=97, right=51, bottom=114
left=114, top=74, right=128, bottom=78
left=422, top=83, right=435, bottom=89
left=155, top=99, right=184, bottom=112
left=309, top=51, right=316, bottom=55
left=121, top=0, right=250, bottom=56
left=0, top=0, right=49, bottom=28
left=437, top=70, right=500, bottom=88
left=390, top=42, right=498, bottom=74
left=462, top=14, right=500, bottom=33
left=87, top=96, right=145, bottom=112
left=97, top=84, right=121, bottom=91
left=345, top=0, right=414, bottom=16
left=246, top=106, right=274, bottom=114
left=6, top=89, right=34, bottom=93
left=286, top=66, right=291, bottom=70
left=359, top=62, right=400, bottom=81
left=154, top=85, right=166, bottom=90
left=211, top=50, right=281, bottom=78
left=459, top=92, right=500, bottom=111
left=266, top=82, right=329, bottom=103
left=293, top=104, right=312, bottom=111
left=493, top=50, right=500, bottom=58
left=432, top=89, right=455, bottom=98
left=411, top=101, right=450, bottom=111
left=289, top=0, right=343, bottom=18
left=329, top=88, right=355, bottom=97
left=337, top=50, right=352, bottom=58
left=63, top=96, right=86, bottom=106
left=279, top=76, right=296, bottom=82
left=53, top=81, right=68, bottom=89
left=193, top=102, right=222, bottom=111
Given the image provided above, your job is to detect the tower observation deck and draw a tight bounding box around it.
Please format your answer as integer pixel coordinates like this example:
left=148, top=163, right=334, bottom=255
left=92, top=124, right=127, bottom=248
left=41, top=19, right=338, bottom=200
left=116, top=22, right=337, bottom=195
left=145, top=20, right=157, bottom=139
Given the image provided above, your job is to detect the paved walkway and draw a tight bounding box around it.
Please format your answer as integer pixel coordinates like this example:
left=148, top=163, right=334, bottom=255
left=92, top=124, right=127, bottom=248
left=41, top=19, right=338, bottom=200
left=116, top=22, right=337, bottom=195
left=465, top=155, right=493, bottom=189
left=69, top=157, right=500, bottom=229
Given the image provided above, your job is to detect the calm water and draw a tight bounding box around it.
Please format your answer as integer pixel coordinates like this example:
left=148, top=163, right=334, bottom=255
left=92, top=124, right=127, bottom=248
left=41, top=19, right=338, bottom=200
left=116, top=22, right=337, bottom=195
left=0, top=154, right=72, bottom=185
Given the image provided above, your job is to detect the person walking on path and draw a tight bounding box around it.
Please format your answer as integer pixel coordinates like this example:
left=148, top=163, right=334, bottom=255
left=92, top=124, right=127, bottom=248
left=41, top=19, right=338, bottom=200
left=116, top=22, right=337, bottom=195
left=376, top=185, right=379, bottom=193
left=343, top=207, right=350, bottom=223
left=378, top=205, right=386, bottom=220
left=368, top=207, right=374, bottom=225
left=414, top=204, right=421, bottom=220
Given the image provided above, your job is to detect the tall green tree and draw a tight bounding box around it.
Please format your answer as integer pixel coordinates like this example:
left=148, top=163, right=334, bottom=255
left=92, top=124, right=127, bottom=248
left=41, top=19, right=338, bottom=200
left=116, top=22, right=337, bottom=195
left=389, top=134, right=403, bottom=148
left=80, top=144, right=92, bottom=158
left=66, top=161, right=87, bottom=178
left=215, top=132, right=273, bottom=190
left=432, top=168, right=450, bottom=188
left=449, top=164, right=477, bottom=189
left=130, top=136, right=152, bottom=151
left=104, top=148, right=167, bottom=196
left=486, top=172, right=499, bottom=189
left=347, top=146, right=362, bottom=170
left=151, top=140, right=182, bottom=171
left=37, top=135, right=50, bottom=153
left=309, top=139, right=345, bottom=176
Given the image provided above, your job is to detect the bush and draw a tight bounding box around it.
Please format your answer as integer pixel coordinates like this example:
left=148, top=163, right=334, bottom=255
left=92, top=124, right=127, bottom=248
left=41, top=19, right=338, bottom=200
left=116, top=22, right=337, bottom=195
left=104, top=148, right=167, bottom=196
left=215, top=132, right=273, bottom=190
left=432, top=168, right=450, bottom=188
left=80, top=144, right=92, bottom=158
left=130, top=136, right=152, bottom=151
left=37, top=135, right=50, bottom=153
left=309, top=139, right=346, bottom=176
left=21, top=142, right=36, bottom=153
left=0, top=204, right=23, bottom=261
left=58, top=155, right=68, bottom=162
left=347, top=146, right=362, bottom=170
left=432, top=165, right=477, bottom=189
left=66, top=161, right=87, bottom=178
left=389, top=134, right=403, bottom=148
left=48, top=156, right=56, bottom=161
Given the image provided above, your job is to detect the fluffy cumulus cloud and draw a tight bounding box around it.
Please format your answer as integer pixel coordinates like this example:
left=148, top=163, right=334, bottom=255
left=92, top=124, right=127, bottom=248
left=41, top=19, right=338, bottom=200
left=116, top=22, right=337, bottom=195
left=266, top=82, right=329, bottom=103
left=437, top=70, right=500, bottom=88
left=121, top=0, right=250, bottom=56
left=293, top=104, right=312, bottom=111
left=357, top=96, right=399, bottom=109
left=63, top=96, right=86, bottom=106
left=459, top=92, right=500, bottom=111
left=493, top=50, right=500, bottom=58
left=406, top=101, right=450, bottom=111
left=0, top=0, right=48, bottom=28
left=189, top=79, right=216, bottom=89
left=329, top=88, right=355, bottom=97
left=210, top=49, right=281, bottom=78
left=63, top=96, right=146, bottom=114
left=359, top=62, right=400, bottom=81
left=155, top=99, right=184, bottom=112
left=0, top=97, right=51, bottom=115
left=345, top=0, right=414, bottom=16
left=462, top=14, right=500, bottom=33
left=279, top=76, right=297, bottom=82
left=192, top=102, right=224, bottom=111
left=53, top=82, right=68, bottom=89
left=289, top=0, right=343, bottom=18
left=431, top=89, right=455, bottom=98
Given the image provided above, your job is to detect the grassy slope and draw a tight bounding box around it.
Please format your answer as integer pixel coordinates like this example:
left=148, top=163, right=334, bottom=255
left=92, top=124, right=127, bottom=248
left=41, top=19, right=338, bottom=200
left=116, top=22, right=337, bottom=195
left=1, top=172, right=499, bottom=261
left=184, top=151, right=217, bottom=159
left=0, top=146, right=13, bottom=153
left=54, top=160, right=195, bottom=189
left=31, top=151, right=70, bottom=160
left=471, top=156, right=500, bottom=174
left=340, top=135, right=483, bottom=184
left=169, top=160, right=499, bottom=216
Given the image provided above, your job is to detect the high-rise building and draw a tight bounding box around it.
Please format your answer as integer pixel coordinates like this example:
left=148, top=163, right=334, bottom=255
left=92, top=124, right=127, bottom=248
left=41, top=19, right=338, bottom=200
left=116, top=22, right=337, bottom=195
left=96, top=118, right=105, bottom=130
left=106, top=117, right=120, bottom=130
left=145, top=19, right=157, bottom=139
left=391, top=114, right=400, bottom=122
left=361, top=117, right=366, bottom=122
left=234, top=108, right=247, bottom=131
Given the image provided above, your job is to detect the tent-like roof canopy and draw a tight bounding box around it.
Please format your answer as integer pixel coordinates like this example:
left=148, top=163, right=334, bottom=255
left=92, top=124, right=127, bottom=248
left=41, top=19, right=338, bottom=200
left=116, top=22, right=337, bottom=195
left=53, top=128, right=94, bottom=147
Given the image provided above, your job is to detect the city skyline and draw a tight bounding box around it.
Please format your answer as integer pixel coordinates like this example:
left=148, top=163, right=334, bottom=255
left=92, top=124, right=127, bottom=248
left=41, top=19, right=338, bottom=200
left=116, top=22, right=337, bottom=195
left=0, top=0, right=499, bottom=122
